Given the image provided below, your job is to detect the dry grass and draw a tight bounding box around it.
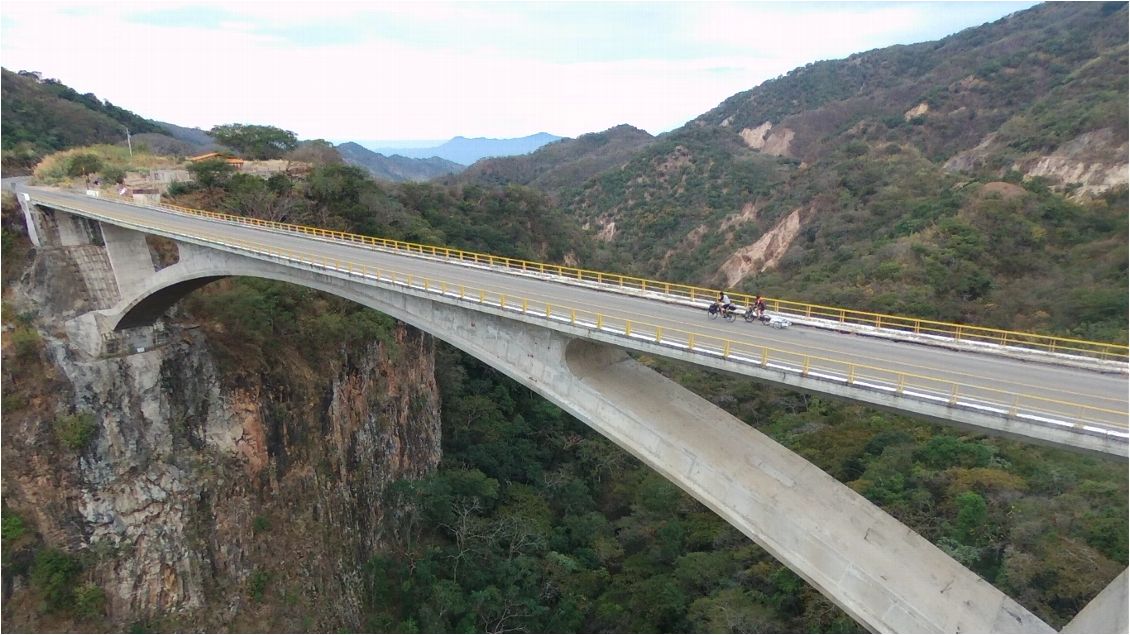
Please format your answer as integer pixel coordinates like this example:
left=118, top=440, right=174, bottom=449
left=32, top=145, right=183, bottom=186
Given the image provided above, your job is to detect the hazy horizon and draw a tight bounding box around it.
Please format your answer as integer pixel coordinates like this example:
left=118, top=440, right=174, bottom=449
left=330, top=139, right=448, bottom=151
left=333, top=133, right=563, bottom=154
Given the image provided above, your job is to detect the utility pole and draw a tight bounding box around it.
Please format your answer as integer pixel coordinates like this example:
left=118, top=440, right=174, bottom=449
left=125, top=127, right=133, bottom=158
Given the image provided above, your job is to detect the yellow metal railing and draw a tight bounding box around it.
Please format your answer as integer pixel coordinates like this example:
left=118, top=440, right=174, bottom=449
left=37, top=193, right=1130, bottom=434
left=61, top=192, right=1130, bottom=362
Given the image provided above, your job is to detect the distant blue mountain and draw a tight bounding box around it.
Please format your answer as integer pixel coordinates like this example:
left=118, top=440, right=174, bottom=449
left=373, top=132, right=562, bottom=166
left=336, top=142, right=464, bottom=182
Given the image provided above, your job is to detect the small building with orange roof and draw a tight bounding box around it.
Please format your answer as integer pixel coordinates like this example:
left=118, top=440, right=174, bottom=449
left=187, top=152, right=244, bottom=168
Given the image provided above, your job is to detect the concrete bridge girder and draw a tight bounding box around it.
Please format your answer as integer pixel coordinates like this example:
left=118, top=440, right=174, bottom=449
left=93, top=222, right=1128, bottom=459
left=80, top=228, right=1057, bottom=634
left=24, top=196, right=1129, bottom=458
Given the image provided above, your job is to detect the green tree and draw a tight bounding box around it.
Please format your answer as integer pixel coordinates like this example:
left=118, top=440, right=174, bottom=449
left=208, top=124, right=298, bottom=160
left=66, top=153, right=103, bottom=177
left=955, top=491, right=989, bottom=545
left=187, top=157, right=235, bottom=189
left=31, top=548, right=80, bottom=611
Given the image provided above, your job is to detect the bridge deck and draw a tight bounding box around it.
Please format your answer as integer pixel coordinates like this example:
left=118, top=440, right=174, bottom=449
left=26, top=188, right=1129, bottom=449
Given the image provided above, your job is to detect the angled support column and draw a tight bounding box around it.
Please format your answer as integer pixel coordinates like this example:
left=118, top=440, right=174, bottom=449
left=100, top=223, right=158, bottom=299
left=430, top=311, right=1054, bottom=634
left=1061, top=569, right=1128, bottom=634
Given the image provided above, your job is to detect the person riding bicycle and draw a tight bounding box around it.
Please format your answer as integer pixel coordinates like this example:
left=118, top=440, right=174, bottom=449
left=716, top=291, right=735, bottom=316
left=754, top=295, right=766, bottom=318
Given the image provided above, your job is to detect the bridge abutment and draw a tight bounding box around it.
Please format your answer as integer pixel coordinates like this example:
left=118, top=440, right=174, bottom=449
left=23, top=206, right=181, bottom=357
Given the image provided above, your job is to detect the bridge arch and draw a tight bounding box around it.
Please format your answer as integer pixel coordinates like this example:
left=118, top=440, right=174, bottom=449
left=95, top=245, right=1052, bottom=634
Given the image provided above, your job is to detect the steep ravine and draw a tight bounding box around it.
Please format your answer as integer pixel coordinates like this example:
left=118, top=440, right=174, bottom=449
left=1, top=229, right=442, bottom=631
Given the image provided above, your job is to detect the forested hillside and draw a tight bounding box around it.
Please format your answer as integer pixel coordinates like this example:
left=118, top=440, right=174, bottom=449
left=1, top=69, right=172, bottom=173
left=559, top=1, right=1128, bottom=343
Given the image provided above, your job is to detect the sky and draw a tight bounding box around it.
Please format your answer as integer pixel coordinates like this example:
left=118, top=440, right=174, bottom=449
left=1, top=2, right=1040, bottom=143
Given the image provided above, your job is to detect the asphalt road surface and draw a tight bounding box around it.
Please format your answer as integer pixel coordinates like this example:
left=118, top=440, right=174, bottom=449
left=22, top=187, right=1129, bottom=432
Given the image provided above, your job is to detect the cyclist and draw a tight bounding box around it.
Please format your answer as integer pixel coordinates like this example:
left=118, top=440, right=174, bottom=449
left=754, top=295, right=766, bottom=318
left=716, top=291, right=735, bottom=316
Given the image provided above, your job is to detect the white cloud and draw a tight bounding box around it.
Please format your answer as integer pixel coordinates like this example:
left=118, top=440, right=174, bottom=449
left=690, top=4, right=931, bottom=61
left=0, top=2, right=1035, bottom=140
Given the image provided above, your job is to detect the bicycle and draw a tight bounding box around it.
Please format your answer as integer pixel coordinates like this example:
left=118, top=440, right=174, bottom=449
left=708, top=302, right=737, bottom=322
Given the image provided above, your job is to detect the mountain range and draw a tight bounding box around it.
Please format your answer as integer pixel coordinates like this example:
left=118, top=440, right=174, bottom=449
left=446, top=124, right=655, bottom=197
left=335, top=141, right=465, bottom=182
left=370, top=132, right=563, bottom=165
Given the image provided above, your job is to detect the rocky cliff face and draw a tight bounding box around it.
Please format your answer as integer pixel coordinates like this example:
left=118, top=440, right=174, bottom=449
left=2, top=231, right=442, bottom=631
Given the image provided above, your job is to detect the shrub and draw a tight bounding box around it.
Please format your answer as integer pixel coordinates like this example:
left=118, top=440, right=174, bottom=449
left=74, top=584, right=106, bottom=618
left=57, top=411, right=99, bottom=450
left=249, top=569, right=272, bottom=602
left=10, top=326, right=41, bottom=361
left=167, top=181, right=199, bottom=197
left=252, top=515, right=270, bottom=534
left=187, top=157, right=235, bottom=189
left=1, top=511, right=27, bottom=543
left=31, top=548, right=80, bottom=611
left=100, top=165, right=126, bottom=184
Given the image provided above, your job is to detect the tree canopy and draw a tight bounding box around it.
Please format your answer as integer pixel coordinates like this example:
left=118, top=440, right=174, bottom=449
left=207, top=124, right=298, bottom=160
